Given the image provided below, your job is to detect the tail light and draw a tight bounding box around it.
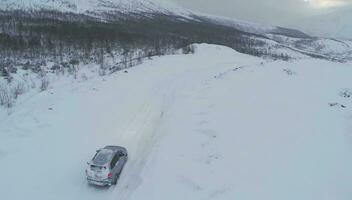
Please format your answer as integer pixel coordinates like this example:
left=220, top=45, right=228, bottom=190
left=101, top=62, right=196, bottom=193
left=108, top=172, right=113, bottom=178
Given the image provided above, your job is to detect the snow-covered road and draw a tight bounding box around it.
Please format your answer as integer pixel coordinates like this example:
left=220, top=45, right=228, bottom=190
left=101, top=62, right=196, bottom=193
left=0, top=44, right=351, bottom=200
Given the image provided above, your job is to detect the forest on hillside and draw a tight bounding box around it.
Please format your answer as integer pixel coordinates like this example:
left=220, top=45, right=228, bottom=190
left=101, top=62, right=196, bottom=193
left=0, top=10, right=283, bottom=76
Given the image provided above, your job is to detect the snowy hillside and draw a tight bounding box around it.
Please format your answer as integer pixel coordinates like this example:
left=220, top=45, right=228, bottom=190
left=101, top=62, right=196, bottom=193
left=199, top=13, right=309, bottom=39
left=4, top=0, right=350, bottom=64
left=195, top=13, right=276, bottom=35
left=0, top=0, right=191, bottom=16
left=265, top=34, right=352, bottom=61
left=0, top=0, right=308, bottom=38
left=0, top=44, right=351, bottom=200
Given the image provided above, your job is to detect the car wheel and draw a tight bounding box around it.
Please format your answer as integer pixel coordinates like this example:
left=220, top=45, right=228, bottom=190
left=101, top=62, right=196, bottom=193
left=113, top=174, right=119, bottom=185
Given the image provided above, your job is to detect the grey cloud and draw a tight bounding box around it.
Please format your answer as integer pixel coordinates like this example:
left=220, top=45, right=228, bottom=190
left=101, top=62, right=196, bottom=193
left=173, top=0, right=351, bottom=31
left=174, top=0, right=312, bottom=25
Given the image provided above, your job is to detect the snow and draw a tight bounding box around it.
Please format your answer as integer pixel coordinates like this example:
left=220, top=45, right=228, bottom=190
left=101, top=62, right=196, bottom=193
left=265, top=34, right=352, bottom=60
left=0, top=44, right=352, bottom=200
left=0, top=0, right=192, bottom=17
left=195, top=13, right=276, bottom=35
left=0, top=0, right=315, bottom=42
left=0, top=0, right=303, bottom=36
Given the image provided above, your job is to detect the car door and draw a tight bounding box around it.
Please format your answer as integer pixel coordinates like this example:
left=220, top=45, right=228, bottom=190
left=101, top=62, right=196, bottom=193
left=115, top=152, right=127, bottom=174
left=110, top=154, right=119, bottom=174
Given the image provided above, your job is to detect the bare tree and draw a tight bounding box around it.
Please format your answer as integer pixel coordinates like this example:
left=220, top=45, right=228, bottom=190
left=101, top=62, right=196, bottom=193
left=39, top=77, right=49, bottom=91
left=11, top=81, right=26, bottom=99
left=182, top=44, right=195, bottom=54
left=98, top=49, right=108, bottom=76
left=0, top=84, right=14, bottom=108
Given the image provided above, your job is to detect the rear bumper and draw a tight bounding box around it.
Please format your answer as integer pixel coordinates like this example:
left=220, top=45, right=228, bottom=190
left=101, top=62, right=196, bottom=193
left=87, top=177, right=112, bottom=186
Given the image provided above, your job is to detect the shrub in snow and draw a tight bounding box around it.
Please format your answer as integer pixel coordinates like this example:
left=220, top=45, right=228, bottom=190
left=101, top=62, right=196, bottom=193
left=11, top=81, right=26, bottom=99
left=20, top=73, right=36, bottom=89
left=110, top=49, right=146, bottom=74
left=0, top=65, right=16, bottom=83
left=51, top=64, right=64, bottom=75
left=68, top=59, right=79, bottom=77
left=340, top=89, right=352, bottom=98
left=147, top=51, right=154, bottom=59
left=69, top=59, right=80, bottom=66
left=0, top=84, right=14, bottom=108
left=68, top=65, right=78, bottom=79
left=136, top=56, right=143, bottom=65
left=283, top=69, right=296, bottom=76
left=38, top=68, right=47, bottom=79
left=29, top=76, right=36, bottom=89
left=182, top=44, right=195, bottom=54
left=98, top=67, right=107, bottom=76
left=329, top=102, right=347, bottom=108
left=97, top=49, right=108, bottom=76
left=0, top=66, right=9, bottom=77
left=50, top=64, right=61, bottom=72
left=22, top=61, right=31, bottom=70
left=110, top=64, right=123, bottom=73
left=81, top=73, right=88, bottom=81
left=40, top=78, right=50, bottom=91
left=61, top=62, right=71, bottom=69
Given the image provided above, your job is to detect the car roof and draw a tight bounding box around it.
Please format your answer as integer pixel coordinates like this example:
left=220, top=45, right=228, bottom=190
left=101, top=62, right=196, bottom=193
left=91, top=148, right=115, bottom=166
left=90, top=146, right=127, bottom=166
left=104, top=146, right=127, bottom=153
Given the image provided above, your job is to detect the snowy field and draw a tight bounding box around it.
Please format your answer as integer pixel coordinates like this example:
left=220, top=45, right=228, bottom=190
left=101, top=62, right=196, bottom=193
left=0, top=44, right=351, bottom=200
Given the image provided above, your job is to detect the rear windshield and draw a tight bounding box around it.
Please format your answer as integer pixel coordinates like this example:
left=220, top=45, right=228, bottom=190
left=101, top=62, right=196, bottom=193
left=92, top=149, right=114, bottom=165
left=90, top=165, right=105, bottom=171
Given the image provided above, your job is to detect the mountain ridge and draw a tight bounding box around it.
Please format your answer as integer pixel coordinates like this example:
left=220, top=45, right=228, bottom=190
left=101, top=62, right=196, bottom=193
left=0, top=0, right=310, bottom=38
left=0, top=0, right=191, bottom=16
left=0, top=0, right=350, bottom=66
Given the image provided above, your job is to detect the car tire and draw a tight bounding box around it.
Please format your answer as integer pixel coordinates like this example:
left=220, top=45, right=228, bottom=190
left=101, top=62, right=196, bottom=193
left=113, top=174, right=119, bottom=185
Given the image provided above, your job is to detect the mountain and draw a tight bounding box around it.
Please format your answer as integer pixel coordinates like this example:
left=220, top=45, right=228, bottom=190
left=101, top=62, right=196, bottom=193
left=0, top=0, right=312, bottom=39
left=198, top=13, right=310, bottom=38
left=0, top=0, right=284, bottom=67
left=0, top=0, right=350, bottom=77
left=0, top=0, right=191, bottom=16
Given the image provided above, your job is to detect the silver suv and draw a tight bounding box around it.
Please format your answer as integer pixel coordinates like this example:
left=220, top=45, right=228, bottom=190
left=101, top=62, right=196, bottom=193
left=86, top=146, right=128, bottom=186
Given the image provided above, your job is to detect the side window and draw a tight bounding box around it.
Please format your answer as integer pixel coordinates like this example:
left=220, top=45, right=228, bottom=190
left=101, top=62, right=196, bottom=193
left=110, top=155, right=117, bottom=169
left=110, top=154, right=119, bottom=169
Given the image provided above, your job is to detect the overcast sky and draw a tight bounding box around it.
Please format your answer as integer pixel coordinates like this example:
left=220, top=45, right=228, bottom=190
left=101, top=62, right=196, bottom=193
left=173, top=0, right=351, bottom=29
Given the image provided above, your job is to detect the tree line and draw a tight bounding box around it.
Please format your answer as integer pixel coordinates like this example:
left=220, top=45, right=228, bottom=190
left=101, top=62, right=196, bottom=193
left=0, top=10, right=290, bottom=76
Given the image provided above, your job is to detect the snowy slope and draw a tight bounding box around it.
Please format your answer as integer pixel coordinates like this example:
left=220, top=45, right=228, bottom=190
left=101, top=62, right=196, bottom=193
left=0, top=0, right=278, bottom=37
left=265, top=34, right=352, bottom=61
left=130, top=55, right=352, bottom=200
left=0, top=0, right=191, bottom=16
left=195, top=13, right=276, bottom=35
left=0, top=44, right=351, bottom=200
left=0, top=0, right=309, bottom=38
left=196, top=13, right=309, bottom=38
